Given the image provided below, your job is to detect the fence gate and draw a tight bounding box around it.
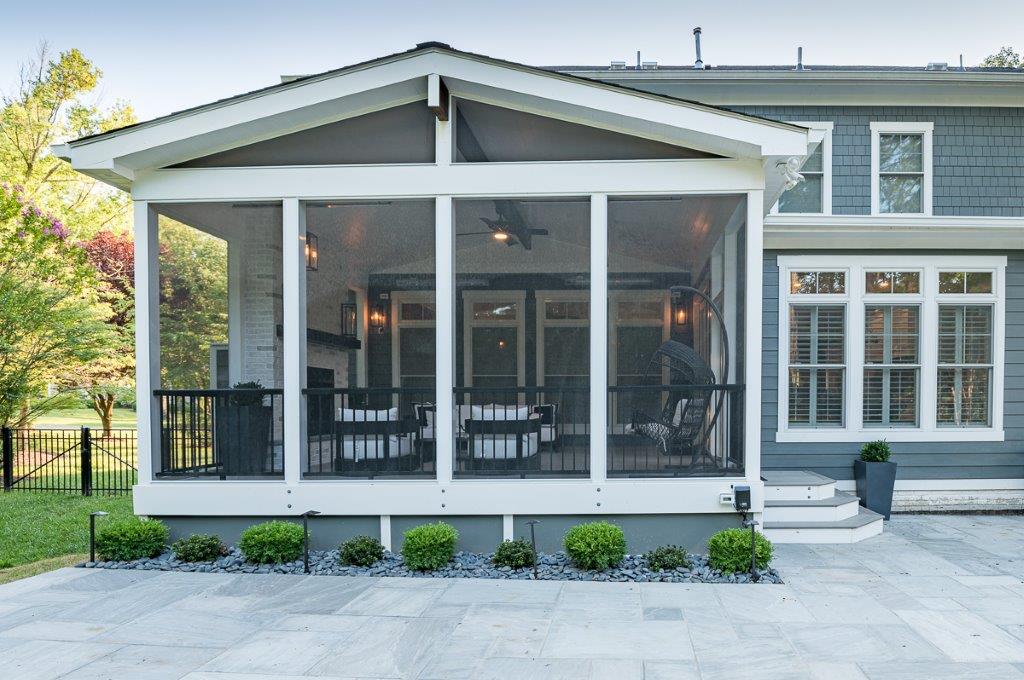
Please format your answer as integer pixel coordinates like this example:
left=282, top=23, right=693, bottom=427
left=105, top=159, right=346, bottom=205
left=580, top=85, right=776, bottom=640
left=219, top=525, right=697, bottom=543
left=1, top=427, right=137, bottom=495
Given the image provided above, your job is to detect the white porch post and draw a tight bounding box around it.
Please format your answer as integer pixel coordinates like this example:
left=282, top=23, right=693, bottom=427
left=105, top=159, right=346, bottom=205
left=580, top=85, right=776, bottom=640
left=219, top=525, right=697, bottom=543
left=282, top=198, right=306, bottom=483
left=744, top=191, right=764, bottom=494
left=590, top=194, right=608, bottom=482
left=133, top=201, right=159, bottom=484
left=435, top=195, right=455, bottom=483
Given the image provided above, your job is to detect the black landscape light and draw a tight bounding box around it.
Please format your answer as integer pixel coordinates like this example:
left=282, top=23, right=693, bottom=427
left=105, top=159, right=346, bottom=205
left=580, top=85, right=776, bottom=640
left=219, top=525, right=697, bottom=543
left=526, top=520, right=541, bottom=579
left=89, top=511, right=108, bottom=562
left=302, top=510, right=321, bottom=573
left=743, top=516, right=761, bottom=582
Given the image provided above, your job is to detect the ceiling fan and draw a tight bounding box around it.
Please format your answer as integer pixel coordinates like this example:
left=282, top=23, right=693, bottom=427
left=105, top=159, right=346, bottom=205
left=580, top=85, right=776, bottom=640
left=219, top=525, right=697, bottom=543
left=456, top=200, right=549, bottom=250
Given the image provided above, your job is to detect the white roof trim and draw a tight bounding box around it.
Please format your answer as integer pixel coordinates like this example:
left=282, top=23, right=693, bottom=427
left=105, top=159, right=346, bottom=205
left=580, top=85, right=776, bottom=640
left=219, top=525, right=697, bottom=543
left=56, top=47, right=808, bottom=190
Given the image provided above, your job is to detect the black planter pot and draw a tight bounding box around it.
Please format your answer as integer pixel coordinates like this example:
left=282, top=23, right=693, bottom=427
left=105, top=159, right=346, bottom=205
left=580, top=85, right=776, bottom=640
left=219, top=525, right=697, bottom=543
left=214, top=403, right=273, bottom=477
left=854, top=460, right=897, bottom=520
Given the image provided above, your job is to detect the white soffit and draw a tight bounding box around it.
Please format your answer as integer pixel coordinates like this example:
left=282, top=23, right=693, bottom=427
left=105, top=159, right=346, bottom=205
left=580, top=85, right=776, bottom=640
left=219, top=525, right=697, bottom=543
left=56, top=47, right=808, bottom=189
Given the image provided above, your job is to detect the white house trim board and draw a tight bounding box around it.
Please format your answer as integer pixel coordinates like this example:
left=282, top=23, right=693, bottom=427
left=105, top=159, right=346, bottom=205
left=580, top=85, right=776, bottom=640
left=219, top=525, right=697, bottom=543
left=133, top=202, right=159, bottom=486
left=764, top=214, right=1024, bottom=250
left=776, top=254, right=1006, bottom=444
left=869, top=121, right=934, bottom=217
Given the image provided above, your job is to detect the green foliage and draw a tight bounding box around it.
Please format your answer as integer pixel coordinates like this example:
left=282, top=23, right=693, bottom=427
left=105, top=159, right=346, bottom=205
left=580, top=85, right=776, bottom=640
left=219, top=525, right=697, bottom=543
left=707, top=528, right=773, bottom=573
left=401, top=522, right=458, bottom=571
left=860, top=439, right=892, bottom=463
left=171, top=534, right=227, bottom=562
left=492, top=539, right=536, bottom=569
left=339, top=535, right=385, bottom=567
left=230, top=381, right=266, bottom=406
left=239, top=521, right=305, bottom=564
left=982, top=46, right=1022, bottom=69
left=95, top=517, right=169, bottom=562
left=645, top=545, right=691, bottom=571
left=563, top=521, right=627, bottom=570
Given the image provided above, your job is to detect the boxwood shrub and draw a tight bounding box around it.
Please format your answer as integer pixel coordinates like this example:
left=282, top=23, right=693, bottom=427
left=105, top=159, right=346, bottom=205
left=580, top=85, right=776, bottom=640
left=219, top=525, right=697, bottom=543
left=492, top=539, right=535, bottom=569
left=171, top=534, right=227, bottom=562
left=95, top=517, right=169, bottom=561
left=707, top=527, right=773, bottom=573
left=564, top=521, right=627, bottom=570
left=401, top=522, right=458, bottom=570
left=645, top=545, right=690, bottom=571
left=860, top=439, right=892, bottom=463
left=340, top=535, right=385, bottom=567
left=239, top=520, right=305, bottom=564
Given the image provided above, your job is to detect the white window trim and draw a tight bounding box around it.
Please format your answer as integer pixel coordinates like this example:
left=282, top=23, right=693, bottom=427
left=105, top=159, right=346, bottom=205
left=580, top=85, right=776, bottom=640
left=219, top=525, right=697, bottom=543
left=771, top=121, right=833, bottom=216
left=460, top=290, right=527, bottom=388
left=777, top=254, right=1005, bottom=443
left=870, top=121, right=934, bottom=217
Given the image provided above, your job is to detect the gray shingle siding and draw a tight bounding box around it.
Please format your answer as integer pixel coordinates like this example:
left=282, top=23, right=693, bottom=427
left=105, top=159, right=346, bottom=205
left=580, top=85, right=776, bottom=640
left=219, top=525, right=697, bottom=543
left=728, top=106, right=1024, bottom=217
left=761, top=250, right=1024, bottom=481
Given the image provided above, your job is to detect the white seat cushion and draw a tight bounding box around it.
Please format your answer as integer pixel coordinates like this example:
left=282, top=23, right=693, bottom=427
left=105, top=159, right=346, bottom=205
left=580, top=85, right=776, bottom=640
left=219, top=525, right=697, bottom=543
left=468, top=405, right=539, bottom=459
left=337, top=407, right=398, bottom=422
left=339, top=434, right=415, bottom=461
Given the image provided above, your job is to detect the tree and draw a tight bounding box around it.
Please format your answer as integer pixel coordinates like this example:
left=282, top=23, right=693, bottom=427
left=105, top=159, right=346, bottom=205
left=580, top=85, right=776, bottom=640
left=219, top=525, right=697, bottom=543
left=0, top=45, right=135, bottom=239
left=981, top=46, right=1022, bottom=68
left=78, top=230, right=136, bottom=435
left=0, top=184, right=114, bottom=427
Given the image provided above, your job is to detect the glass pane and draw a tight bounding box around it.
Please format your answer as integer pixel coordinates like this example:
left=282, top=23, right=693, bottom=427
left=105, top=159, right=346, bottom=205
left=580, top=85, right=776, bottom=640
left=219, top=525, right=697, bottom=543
left=472, top=302, right=517, bottom=320
left=472, top=327, right=518, bottom=377
left=893, top=272, right=920, bottom=294
left=865, top=271, right=920, bottom=294
left=399, top=328, right=435, bottom=382
left=937, top=367, right=991, bottom=426
left=400, top=302, right=435, bottom=321
left=880, top=175, right=923, bottom=213
left=938, top=305, right=992, bottom=365
left=802, top=145, right=824, bottom=173
left=789, top=367, right=844, bottom=426
left=544, top=300, right=588, bottom=320
left=864, top=368, right=918, bottom=426
left=778, top=175, right=823, bottom=213
left=454, top=98, right=716, bottom=162
left=616, top=299, right=662, bottom=320
left=545, top=327, right=589, bottom=377
left=939, top=271, right=966, bottom=294
left=966, top=272, right=993, bottom=294
left=790, top=271, right=845, bottom=294
left=879, top=134, right=923, bottom=172
left=817, top=272, right=846, bottom=294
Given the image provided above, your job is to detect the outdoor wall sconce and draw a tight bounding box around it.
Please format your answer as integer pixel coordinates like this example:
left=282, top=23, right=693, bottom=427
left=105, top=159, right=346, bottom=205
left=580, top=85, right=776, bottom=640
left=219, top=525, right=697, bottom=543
left=302, top=509, right=321, bottom=573
left=89, top=511, right=108, bottom=563
left=369, top=305, right=388, bottom=334
left=341, top=303, right=357, bottom=339
left=305, top=232, right=319, bottom=271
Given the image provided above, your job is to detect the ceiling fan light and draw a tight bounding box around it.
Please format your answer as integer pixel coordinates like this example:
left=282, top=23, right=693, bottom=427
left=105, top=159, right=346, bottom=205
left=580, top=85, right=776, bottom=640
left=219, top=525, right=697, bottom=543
left=492, top=231, right=510, bottom=241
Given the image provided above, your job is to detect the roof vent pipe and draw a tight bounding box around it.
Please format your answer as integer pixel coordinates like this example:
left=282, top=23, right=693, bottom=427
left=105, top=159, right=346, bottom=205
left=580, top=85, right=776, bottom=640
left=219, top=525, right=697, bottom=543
left=795, top=46, right=805, bottom=71
left=693, top=27, right=704, bottom=69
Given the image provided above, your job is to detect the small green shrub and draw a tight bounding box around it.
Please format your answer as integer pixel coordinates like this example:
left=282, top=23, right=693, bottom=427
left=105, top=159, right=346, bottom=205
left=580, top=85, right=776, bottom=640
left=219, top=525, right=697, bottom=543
left=646, top=545, right=690, bottom=571
left=340, top=535, right=385, bottom=567
left=860, top=439, right=892, bottom=463
left=493, top=539, right=535, bottom=569
left=402, top=522, right=458, bottom=570
left=230, top=380, right=265, bottom=406
left=564, top=521, right=627, bottom=570
left=707, top=528, right=773, bottom=573
left=239, top=521, right=305, bottom=564
left=171, top=534, right=227, bottom=562
left=95, top=517, right=169, bottom=561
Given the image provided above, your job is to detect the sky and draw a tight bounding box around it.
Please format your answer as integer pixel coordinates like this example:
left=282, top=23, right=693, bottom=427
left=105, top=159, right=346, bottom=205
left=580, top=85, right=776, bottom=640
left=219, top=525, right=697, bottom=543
left=1, top=0, right=1021, bottom=121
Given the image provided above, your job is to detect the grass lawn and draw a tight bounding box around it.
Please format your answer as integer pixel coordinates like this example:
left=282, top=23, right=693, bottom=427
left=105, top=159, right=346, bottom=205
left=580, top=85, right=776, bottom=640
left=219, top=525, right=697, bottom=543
left=32, top=408, right=136, bottom=429
left=0, top=492, right=134, bottom=583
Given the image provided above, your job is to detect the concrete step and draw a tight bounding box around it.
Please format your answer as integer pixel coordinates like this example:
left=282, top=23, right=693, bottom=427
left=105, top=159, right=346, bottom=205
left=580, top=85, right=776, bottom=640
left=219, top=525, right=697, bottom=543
left=762, top=506, right=884, bottom=544
left=764, top=492, right=861, bottom=523
left=762, top=470, right=836, bottom=501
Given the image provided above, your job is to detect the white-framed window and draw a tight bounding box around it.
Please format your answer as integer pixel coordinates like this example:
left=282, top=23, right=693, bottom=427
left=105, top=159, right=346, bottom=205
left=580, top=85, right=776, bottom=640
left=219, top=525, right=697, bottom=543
left=870, top=122, right=933, bottom=216
left=772, top=121, right=833, bottom=216
left=391, top=291, right=436, bottom=391
left=460, top=290, right=527, bottom=390
left=777, top=255, right=1005, bottom=443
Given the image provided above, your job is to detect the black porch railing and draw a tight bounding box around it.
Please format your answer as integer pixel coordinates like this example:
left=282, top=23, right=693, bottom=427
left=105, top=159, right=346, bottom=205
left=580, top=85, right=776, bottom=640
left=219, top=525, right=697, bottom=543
left=607, top=384, right=744, bottom=477
left=156, top=389, right=284, bottom=479
left=303, top=387, right=435, bottom=478
left=453, top=386, right=590, bottom=478
left=1, top=427, right=137, bottom=495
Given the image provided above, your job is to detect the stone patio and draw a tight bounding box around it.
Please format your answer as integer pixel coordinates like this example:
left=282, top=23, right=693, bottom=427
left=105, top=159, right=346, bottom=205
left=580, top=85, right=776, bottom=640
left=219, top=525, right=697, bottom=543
left=1, top=514, right=1023, bottom=679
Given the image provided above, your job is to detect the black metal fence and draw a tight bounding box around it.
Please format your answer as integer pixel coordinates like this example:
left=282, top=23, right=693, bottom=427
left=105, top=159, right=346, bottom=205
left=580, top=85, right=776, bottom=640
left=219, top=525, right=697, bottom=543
left=1, top=427, right=137, bottom=495
left=156, top=389, right=284, bottom=479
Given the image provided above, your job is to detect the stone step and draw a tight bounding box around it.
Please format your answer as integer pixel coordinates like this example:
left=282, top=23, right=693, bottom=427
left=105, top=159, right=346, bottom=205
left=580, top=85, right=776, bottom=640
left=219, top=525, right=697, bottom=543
left=762, top=506, right=884, bottom=544
left=762, top=470, right=837, bottom=502
left=764, top=492, right=861, bottom=523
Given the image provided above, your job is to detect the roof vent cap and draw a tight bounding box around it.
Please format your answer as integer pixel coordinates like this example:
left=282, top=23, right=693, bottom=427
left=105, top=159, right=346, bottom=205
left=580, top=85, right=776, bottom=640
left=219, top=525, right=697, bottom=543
left=926, top=62, right=949, bottom=71
left=610, top=60, right=626, bottom=70
left=641, top=61, right=658, bottom=70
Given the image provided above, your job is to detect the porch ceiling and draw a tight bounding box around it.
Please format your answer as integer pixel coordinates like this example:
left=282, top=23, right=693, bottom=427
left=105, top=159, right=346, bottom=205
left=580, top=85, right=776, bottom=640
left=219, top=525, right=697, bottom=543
left=54, top=44, right=810, bottom=192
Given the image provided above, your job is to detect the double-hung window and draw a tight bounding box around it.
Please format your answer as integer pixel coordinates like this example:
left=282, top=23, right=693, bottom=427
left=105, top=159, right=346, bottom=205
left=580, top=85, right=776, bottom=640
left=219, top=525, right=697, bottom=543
left=778, top=257, right=1004, bottom=442
left=870, top=122, right=933, bottom=215
left=774, top=122, right=833, bottom=215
